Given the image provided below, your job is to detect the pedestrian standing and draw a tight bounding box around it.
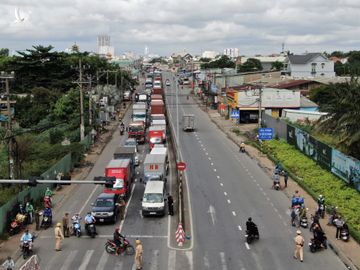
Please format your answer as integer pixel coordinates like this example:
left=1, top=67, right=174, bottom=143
left=2, top=256, right=15, bottom=270
left=119, top=198, right=126, bottom=220
left=283, top=171, right=288, bottom=188
left=335, top=216, right=344, bottom=239
left=54, top=222, right=64, bottom=251
left=167, top=194, right=174, bottom=216
left=35, top=208, right=40, bottom=231
left=25, top=202, right=34, bottom=224
left=293, top=230, right=304, bottom=262
left=135, top=239, right=143, bottom=270
left=62, top=213, right=70, bottom=237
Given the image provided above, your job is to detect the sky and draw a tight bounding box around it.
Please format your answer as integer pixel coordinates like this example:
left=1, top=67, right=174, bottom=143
left=1, top=0, right=360, bottom=57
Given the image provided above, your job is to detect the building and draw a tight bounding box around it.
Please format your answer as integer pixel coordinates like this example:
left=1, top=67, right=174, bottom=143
left=223, top=48, right=240, bottom=58
left=201, top=51, right=218, bottom=59
left=283, top=53, right=335, bottom=79
left=97, top=35, right=115, bottom=59
left=171, top=51, right=193, bottom=69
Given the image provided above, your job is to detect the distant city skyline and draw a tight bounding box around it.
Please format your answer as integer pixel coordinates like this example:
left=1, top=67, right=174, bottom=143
left=1, top=1, right=360, bottom=56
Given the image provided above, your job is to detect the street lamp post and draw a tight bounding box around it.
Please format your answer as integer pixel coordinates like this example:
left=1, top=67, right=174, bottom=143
left=0, top=71, right=15, bottom=179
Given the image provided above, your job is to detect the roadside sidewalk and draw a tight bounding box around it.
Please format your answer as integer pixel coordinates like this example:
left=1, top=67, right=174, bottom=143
left=0, top=102, right=130, bottom=266
left=193, top=94, right=360, bottom=270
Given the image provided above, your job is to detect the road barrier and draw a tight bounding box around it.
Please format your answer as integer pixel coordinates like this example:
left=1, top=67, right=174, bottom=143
left=175, top=223, right=185, bottom=247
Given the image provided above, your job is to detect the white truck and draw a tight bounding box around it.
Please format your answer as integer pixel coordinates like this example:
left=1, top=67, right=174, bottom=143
left=143, top=153, right=168, bottom=183
left=183, top=114, right=195, bottom=131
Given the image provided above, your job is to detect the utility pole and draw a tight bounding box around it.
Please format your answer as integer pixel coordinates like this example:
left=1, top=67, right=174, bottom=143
left=88, top=75, right=93, bottom=126
left=258, top=85, right=263, bottom=129
left=0, top=71, right=15, bottom=179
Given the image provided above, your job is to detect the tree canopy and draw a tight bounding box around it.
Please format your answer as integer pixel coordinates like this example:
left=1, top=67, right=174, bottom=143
left=238, top=58, right=263, bottom=72
left=200, top=55, right=235, bottom=69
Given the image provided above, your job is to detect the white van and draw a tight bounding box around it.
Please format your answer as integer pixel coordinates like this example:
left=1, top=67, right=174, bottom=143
left=142, top=181, right=166, bottom=216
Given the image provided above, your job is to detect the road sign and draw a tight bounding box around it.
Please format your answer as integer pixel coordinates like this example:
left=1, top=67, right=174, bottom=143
left=258, top=128, right=273, bottom=140
left=230, top=110, right=240, bottom=119
left=177, top=162, right=187, bottom=171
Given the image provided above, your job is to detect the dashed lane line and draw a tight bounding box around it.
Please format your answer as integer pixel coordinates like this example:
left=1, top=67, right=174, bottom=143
left=238, top=225, right=242, bottom=231
left=232, top=211, right=236, bottom=216
left=227, top=199, right=231, bottom=204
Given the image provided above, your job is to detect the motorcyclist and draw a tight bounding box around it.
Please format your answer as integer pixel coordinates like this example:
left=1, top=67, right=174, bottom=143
left=44, top=196, right=52, bottom=208
left=113, top=228, right=125, bottom=255
left=43, top=207, right=52, bottom=224
left=273, top=172, right=280, bottom=189
left=71, top=213, right=82, bottom=224
left=45, top=187, right=53, bottom=198
left=317, top=194, right=325, bottom=206
left=84, top=212, right=96, bottom=234
left=313, top=223, right=326, bottom=248
left=246, top=217, right=258, bottom=236
left=20, top=229, right=33, bottom=250
left=299, top=204, right=307, bottom=220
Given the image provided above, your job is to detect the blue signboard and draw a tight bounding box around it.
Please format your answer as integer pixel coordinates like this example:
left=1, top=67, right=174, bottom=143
left=230, top=110, right=240, bottom=119
left=259, top=128, right=273, bottom=140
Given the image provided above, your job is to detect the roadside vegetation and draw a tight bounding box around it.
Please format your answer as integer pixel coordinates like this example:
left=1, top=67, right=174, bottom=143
left=0, top=45, right=137, bottom=206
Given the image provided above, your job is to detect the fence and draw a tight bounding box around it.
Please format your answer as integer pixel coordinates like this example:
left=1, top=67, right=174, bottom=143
left=263, top=114, right=360, bottom=191
left=0, top=132, right=91, bottom=236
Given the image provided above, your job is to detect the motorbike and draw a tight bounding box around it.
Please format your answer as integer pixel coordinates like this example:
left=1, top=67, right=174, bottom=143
left=21, top=234, right=36, bottom=259
left=73, top=222, right=81, bottom=237
left=340, top=227, right=350, bottom=241
left=300, top=216, right=308, bottom=228
left=105, top=237, right=135, bottom=255
left=239, top=146, right=245, bottom=153
left=317, top=204, right=325, bottom=219
left=245, top=226, right=260, bottom=244
left=309, top=236, right=327, bottom=253
left=273, top=181, right=280, bottom=190
left=86, top=223, right=96, bottom=238
left=40, top=209, right=52, bottom=229
left=9, top=220, right=22, bottom=236
left=120, top=126, right=125, bottom=135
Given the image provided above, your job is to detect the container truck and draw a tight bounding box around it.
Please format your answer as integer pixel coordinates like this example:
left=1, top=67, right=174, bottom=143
left=151, top=100, right=165, bottom=115
left=183, top=114, right=195, bottom=131
left=143, top=154, right=168, bottom=183
left=104, top=159, right=134, bottom=198
left=128, top=121, right=146, bottom=144
left=113, top=146, right=139, bottom=167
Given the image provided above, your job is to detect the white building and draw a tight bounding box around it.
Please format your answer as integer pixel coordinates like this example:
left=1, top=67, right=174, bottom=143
left=241, top=55, right=286, bottom=71
left=201, top=51, right=218, bottom=59
left=97, top=35, right=115, bottom=58
left=284, top=53, right=335, bottom=79
left=223, top=48, right=240, bottom=58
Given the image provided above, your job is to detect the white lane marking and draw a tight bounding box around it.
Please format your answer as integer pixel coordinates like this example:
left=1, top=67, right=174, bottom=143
left=119, top=184, right=136, bottom=231
left=266, top=197, right=270, bottom=201
left=150, top=250, right=160, bottom=270
left=220, top=183, right=223, bottom=186
left=78, top=250, right=94, bottom=270
left=224, top=192, right=227, bottom=196
left=137, top=171, right=140, bottom=174
left=95, top=250, right=109, bottom=270
left=208, top=157, right=211, bottom=160
left=79, top=185, right=98, bottom=215
left=232, top=211, right=236, bottom=216
left=214, top=168, right=217, bottom=172
left=203, top=252, right=210, bottom=268
left=274, top=208, right=278, bottom=213
left=211, top=162, right=214, bottom=166
left=270, top=202, right=274, bottom=207
left=115, top=261, right=123, bottom=269
left=220, top=252, right=228, bottom=270
left=200, top=144, right=203, bottom=147
left=168, top=250, right=176, bottom=270
left=284, top=221, right=288, bottom=227
left=199, top=141, right=202, bottom=143
left=60, top=250, right=78, bottom=270
left=139, top=210, right=143, bottom=218
left=250, top=175, right=254, bottom=178
left=256, top=183, right=260, bottom=187
left=238, top=225, right=242, bottom=231
left=245, top=243, right=250, bottom=250
left=185, top=251, right=194, bottom=270
left=227, top=199, right=231, bottom=204
left=262, top=191, right=266, bottom=196
left=205, top=152, right=208, bottom=155
left=217, top=175, right=220, bottom=179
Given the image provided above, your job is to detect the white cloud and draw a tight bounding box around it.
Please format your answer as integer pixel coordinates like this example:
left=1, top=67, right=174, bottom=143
left=0, top=0, right=360, bottom=55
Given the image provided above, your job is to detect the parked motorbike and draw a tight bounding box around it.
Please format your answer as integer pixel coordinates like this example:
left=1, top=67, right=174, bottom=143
left=300, top=216, right=309, bottom=228
left=86, top=223, right=96, bottom=238
left=273, top=181, right=280, bottom=190
left=105, top=237, right=135, bottom=255
left=309, top=236, right=327, bottom=253
left=245, top=226, right=260, bottom=244
left=73, top=222, right=81, bottom=237
left=340, top=227, right=350, bottom=242
left=317, top=204, right=325, bottom=219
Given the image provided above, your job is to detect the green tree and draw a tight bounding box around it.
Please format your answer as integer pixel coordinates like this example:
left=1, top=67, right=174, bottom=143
left=238, top=58, right=263, bottom=72
left=316, top=78, right=360, bottom=159
left=0, top=48, right=9, bottom=57
left=201, top=55, right=235, bottom=69
left=271, top=61, right=284, bottom=71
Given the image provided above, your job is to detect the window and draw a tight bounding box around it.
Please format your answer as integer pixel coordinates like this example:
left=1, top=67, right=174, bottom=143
left=311, top=63, right=317, bottom=74
left=321, top=63, right=325, bottom=69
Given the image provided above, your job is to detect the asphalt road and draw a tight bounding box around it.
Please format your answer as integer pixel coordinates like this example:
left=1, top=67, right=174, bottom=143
left=163, top=71, right=348, bottom=270
left=14, top=83, right=191, bottom=269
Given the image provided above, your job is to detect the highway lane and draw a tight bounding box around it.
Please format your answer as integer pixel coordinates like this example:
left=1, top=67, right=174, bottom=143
left=14, top=87, right=187, bottom=269
left=163, top=71, right=348, bottom=270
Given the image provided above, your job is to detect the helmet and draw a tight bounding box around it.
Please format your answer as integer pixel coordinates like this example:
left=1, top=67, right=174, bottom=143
left=56, top=222, right=62, bottom=227
left=296, top=230, right=301, bottom=234
left=248, top=217, right=252, bottom=222
left=135, top=239, right=141, bottom=245
left=319, top=194, right=323, bottom=198
left=26, top=202, right=29, bottom=206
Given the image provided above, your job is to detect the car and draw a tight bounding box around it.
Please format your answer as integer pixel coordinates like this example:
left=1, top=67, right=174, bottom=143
left=91, top=193, right=121, bottom=224
left=124, top=138, right=138, bottom=153
left=165, top=80, right=170, bottom=86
